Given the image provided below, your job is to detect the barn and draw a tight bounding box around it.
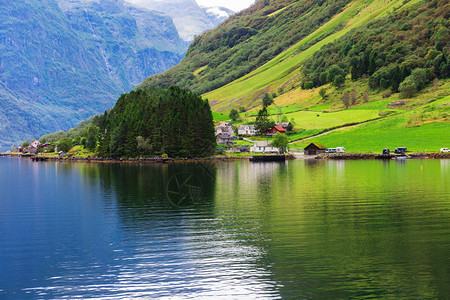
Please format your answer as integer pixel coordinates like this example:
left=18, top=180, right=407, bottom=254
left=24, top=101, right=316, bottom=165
left=304, top=142, right=327, bottom=155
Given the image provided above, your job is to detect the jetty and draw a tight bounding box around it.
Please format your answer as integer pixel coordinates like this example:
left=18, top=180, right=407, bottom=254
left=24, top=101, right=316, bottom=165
left=250, top=155, right=286, bottom=162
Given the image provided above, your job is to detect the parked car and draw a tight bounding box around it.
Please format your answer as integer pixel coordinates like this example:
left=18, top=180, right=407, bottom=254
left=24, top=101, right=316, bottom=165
left=394, top=147, right=407, bottom=154
left=441, top=148, right=450, bottom=153
left=326, top=147, right=345, bottom=153
left=383, top=148, right=390, bottom=155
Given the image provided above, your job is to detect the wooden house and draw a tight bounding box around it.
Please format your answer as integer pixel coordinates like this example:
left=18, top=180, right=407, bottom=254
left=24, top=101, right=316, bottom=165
left=276, top=122, right=293, bottom=131
left=250, top=141, right=279, bottom=153
left=31, top=140, right=42, bottom=149
left=265, top=126, right=286, bottom=136
left=216, top=133, right=233, bottom=145
left=215, top=121, right=234, bottom=138
left=237, top=125, right=256, bottom=136
left=304, top=142, right=327, bottom=155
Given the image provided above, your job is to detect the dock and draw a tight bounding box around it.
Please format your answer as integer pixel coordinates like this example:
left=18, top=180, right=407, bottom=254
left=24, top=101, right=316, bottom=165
left=250, top=155, right=285, bottom=162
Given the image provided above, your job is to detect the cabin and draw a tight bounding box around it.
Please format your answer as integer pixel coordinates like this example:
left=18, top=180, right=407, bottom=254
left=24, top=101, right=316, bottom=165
left=304, top=142, right=327, bottom=155
left=250, top=141, right=279, bottom=153
left=265, top=126, right=286, bottom=136
left=276, top=122, right=293, bottom=131
left=237, top=125, right=256, bottom=136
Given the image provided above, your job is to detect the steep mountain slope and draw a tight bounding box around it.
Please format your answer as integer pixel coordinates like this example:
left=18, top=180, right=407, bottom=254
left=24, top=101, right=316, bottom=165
left=137, top=0, right=356, bottom=94
left=138, top=0, right=448, bottom=109
left=0, top=0, right=186, bottom=146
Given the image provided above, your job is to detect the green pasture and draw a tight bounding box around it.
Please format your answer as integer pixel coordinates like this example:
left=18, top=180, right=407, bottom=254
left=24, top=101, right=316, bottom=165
left=212, top=111, right=229, bottom=121
left=293, top=117, right=450, bottom=153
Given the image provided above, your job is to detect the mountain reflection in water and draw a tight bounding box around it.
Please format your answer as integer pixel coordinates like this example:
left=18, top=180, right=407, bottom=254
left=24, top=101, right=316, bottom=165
left=0, top=158, right=449, bottom=299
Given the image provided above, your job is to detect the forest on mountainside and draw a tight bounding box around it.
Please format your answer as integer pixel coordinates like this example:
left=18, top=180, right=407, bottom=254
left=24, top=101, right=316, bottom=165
left=301, top=0, right=449, bottom=95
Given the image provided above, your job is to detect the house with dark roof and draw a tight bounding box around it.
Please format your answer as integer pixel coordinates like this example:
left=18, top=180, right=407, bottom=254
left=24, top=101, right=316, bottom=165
left=215, top=121, right=234, bottom=137
left=216, top=133, right=233, bottom=145
left=265, top=126, right=286, bottom=136
left=304, top=142, right=327, bottom=155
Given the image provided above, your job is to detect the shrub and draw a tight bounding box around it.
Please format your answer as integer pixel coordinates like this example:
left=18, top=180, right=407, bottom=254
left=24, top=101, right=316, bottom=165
left=57, top=138, right=73, bottom=153
left=333, top=74, right=345, bottom=87
left=399, top=76, right=417, bottom=98
left=341, top=92, right=351, bottom=108
left=229, top=108, right=240, bottom=121
left=262, top=93, right=274, bottom=107
left=319, top=88, right=326, bottom=99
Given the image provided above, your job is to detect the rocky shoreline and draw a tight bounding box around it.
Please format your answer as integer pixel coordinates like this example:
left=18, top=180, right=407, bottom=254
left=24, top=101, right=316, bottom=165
left=315, top=153, right=450, bottom=160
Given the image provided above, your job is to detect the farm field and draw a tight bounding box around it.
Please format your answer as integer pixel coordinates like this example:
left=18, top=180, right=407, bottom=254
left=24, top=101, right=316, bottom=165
left=293, top=119, right=450, bottom=153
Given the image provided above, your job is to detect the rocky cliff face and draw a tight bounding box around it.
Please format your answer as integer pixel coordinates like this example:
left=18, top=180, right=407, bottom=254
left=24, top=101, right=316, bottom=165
left=0, top=0, right=187, bottom=145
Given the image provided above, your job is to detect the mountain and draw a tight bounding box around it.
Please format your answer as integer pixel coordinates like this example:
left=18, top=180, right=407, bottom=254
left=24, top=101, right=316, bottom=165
left=136, top=0, right=449, bottom=152
left=202, top=6, right=235, bottom=27
left=0, top=0, right=187, bottom=146
left=138, top=0, right=449, bottom=106
left=138, top=0, right=358, bottom=95
left=126, top=0, right=234, bottom=41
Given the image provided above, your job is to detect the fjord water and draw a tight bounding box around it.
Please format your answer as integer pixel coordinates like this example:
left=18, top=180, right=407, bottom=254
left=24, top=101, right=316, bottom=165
left=0, top=157, right=449, bottom=299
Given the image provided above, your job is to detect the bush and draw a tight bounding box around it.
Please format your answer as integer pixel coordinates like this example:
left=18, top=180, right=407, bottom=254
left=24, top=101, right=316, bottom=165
left=410, top=68, right=430, bottom=90
left=319, top=88, right=326, bottom=99
left=399, top=76, right=417, bottom=98
left=333, top=74, right=345, bottom=87
left=57, top=138, right=73, bottom=153
left=262, top=93, right=274, bottom=107
left=229, top=108, right=240, bottom=121
left=341, top=92, right=351, bottom=108
left=270, top=132, right=289, bottom=153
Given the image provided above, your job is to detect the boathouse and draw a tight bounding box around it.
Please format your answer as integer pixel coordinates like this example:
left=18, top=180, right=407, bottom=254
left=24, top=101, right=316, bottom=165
left=304, top=142, right=327, bottom=155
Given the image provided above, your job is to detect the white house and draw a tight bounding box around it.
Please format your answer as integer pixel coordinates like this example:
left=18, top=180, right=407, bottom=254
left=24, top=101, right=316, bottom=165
left=250, top=141, right=279, bottom=153
left=31, top=140, right=42, bottom=149
left=238, top=125, right=256, bottom=136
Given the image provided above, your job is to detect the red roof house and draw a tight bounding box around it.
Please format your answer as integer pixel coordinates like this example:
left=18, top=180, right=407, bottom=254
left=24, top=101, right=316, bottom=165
left=265, top=126, right=286, bottom=136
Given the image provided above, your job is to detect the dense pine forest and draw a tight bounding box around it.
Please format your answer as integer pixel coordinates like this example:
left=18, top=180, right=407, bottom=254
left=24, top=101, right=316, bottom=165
left=37, top=86, right=216, bottom=158
left=97, top=87, right=216, bottom=158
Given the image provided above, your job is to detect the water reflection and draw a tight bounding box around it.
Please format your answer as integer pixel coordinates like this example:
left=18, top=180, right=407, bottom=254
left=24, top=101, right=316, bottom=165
left=72, top=161, right=280, bottom=298
left=1, top=158, right=449, bottom=299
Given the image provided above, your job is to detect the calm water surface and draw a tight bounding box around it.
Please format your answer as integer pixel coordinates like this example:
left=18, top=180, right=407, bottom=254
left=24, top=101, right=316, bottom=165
left=0, top=157, right=449, bottom=299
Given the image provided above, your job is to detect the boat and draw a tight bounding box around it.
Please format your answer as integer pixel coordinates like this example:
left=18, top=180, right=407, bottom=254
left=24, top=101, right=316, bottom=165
left=394, top=155, right=408, bottom=160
